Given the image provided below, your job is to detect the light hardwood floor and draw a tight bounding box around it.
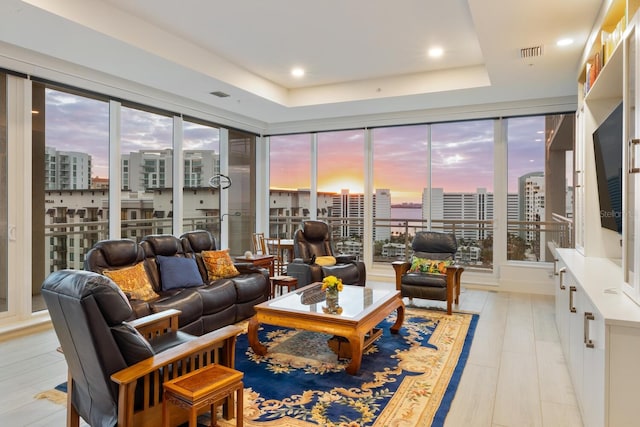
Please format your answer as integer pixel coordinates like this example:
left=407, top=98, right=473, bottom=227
left=0, top=284, right=583, bottom=427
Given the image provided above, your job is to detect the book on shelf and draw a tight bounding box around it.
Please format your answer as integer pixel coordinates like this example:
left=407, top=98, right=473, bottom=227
left=602, top=30, right=614, bottom=64
left=601, top=15, right=626, bottom=66
left=583, top=13, right=627, bottom=96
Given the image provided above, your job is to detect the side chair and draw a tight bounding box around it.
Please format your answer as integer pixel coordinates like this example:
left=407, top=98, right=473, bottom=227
left=392, top=231, right=464, bottom=315
left=251, top=232, right=267, bottom=255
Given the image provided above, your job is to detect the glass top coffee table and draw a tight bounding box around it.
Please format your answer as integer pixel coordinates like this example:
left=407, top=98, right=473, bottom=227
left=247, top=283, right=405, bottom=375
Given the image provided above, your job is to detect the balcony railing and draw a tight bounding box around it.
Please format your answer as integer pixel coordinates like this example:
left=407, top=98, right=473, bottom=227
left=550, top=213, right=573, bottom=249
left=269, top=215, right=572, bottom=270
left=42, top=214, right=571, bottom=273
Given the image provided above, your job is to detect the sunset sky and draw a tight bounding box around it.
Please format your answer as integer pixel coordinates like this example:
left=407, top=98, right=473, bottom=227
left=269, top=117, right=546, bottom=202
left=45, top=89, right=548, bottom=204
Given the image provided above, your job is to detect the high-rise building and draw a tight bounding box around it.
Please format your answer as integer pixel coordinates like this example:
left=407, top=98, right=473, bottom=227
left=519, top=172, right=545, bottom=241
left=121, top=149, right=219, bottom=191
left=45, top=147, right=92, bottom=190
left=422, top=188, right=520, bottom=240
left=329, top=189, right=392, bottom=241
left=332, top=190, right=365, bottom=238
left=375, top=189, right=391, bottom=242
left=184, top=150, right=220, bottom=188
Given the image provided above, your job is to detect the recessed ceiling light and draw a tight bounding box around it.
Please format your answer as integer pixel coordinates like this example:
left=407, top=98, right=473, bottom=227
left=557, top=38, right=574, bottom=47
left=428, top=47, right=444, bottom=58
left=291, top=67, right=305, bottom=78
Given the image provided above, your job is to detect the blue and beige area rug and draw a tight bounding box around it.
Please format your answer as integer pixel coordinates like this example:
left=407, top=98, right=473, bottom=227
left=38, top=308, right=477, bottom=427
left=220, top=308, right=478, bottom=427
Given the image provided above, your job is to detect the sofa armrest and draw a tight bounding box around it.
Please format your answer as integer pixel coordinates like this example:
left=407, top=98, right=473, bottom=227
left=234, top=262, right=265, bottom=275
left=126, top=308, right=181, bottom=339
left=111, top=324, right=241, bottom=427
left=335, top=254, right=356, bottom=263
left=286, top=260, right=314, bottom=287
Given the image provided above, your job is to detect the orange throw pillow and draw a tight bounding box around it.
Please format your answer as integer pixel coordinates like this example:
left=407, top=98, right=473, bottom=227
left=202, top=249, right=240, bottom=281
left=104, top=262, right=159, bottom=301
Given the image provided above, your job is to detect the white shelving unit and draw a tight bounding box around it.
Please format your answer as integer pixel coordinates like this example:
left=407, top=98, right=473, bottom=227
left=556, top=1, right=640, bottom=426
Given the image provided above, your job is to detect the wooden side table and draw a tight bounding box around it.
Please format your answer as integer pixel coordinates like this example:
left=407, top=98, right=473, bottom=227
left=270, top=276, right=298, bottom=298
left=235, top=254, right=274, bottom=277
left=162, top=364, right=244, bottom=427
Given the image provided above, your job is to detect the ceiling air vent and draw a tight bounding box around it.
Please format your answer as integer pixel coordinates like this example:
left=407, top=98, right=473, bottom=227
left=210, top=91, right=230, bottom=98
left=520, top=45, right=544, bottom=58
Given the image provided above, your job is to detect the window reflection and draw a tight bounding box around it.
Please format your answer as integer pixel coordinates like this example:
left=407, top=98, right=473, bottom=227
left=228, top=129, right=256, bottom=255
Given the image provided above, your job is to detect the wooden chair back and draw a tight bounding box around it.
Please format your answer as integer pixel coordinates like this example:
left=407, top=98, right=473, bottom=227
left=252, top=232, right=267, bottom=255
left=266, top=237, right=284, bottom=275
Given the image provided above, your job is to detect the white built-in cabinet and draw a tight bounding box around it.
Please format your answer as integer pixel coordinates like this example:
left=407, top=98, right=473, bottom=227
left=554, top=250, right=640, bottom=427
left=557, top=1, right=640, bottom=426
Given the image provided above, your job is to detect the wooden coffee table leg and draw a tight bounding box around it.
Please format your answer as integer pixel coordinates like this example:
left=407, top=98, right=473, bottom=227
left=248, top=316, right=267, bottom=355
left=390, top=302, right=405, bottom=334
left=345, top=334, right=364, bottom=375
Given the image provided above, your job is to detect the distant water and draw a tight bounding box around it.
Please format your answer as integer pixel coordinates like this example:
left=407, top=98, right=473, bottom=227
left=389, top=207, right=424, bottom=234
left=391, top=206, right=423, bottom=220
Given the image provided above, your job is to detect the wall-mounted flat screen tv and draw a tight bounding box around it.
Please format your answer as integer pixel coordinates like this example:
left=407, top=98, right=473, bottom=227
left=592, top=102, right=623, bottom=234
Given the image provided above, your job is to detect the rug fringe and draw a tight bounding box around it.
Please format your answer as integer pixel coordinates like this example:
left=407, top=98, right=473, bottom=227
left=35, top=389, right=67, bottom=406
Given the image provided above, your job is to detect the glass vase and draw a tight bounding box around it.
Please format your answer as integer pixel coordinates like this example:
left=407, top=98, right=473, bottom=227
left=325, top=287, right=340, bottom=314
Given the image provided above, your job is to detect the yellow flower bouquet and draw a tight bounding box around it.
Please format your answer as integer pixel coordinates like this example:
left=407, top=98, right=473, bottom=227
left=321, top=275, right=343, bottom=292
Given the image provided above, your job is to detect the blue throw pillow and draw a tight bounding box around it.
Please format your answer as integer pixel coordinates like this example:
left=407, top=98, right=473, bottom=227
left=156, top=255, right=203, bottom=290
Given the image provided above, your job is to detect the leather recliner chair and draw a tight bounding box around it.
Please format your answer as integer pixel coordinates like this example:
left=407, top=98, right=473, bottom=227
left=391, top=231, right=464, bottom=315
left=287, top=220, right=366, bottom=287
left=41, top=269, right=240, bottom=427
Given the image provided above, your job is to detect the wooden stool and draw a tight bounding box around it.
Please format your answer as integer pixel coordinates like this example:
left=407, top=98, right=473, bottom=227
left=162, top=364, right=243, bottom=427
left=270, top=276, right=298, bottom=298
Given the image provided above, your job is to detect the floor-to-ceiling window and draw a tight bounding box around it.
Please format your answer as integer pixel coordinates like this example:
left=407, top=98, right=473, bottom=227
left=431, top=120, right=494, bottom=269
left=507, top=115, right=563, bottom=262
left=3, top=72, right=257, bottom=327
left=266, top=116, right=574, bottom=273
left=182, top=119, right=221, bottom=241
left=317, top=129, right=365, bottom=257
left=33, top=85, right=110, bottom=311
left=269, top=134, right=312, bottom=238
left=507, top=113, right=573, bottom=262
left=0, top=73, right=6, bottom=313
left=372, top=125, right=429, bottom=262
left=120, top=105, right=173, bottom=239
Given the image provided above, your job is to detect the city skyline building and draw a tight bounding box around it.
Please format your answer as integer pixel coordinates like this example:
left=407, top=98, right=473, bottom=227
left=45, top=147, right=92, bottom=190
left=121, top=149, right=219, bottom=192
left=43, top=146, right=554, bottom=272
left=519, top=172, right=545, bottom=243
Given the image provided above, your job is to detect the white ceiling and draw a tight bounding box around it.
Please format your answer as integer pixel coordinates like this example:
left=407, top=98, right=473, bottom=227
left=2, top=0, right=604, bottom=128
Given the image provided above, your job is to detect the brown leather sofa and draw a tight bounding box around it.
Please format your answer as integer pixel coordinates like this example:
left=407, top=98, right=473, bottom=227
left=84, top=230, right=269, bottom=335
